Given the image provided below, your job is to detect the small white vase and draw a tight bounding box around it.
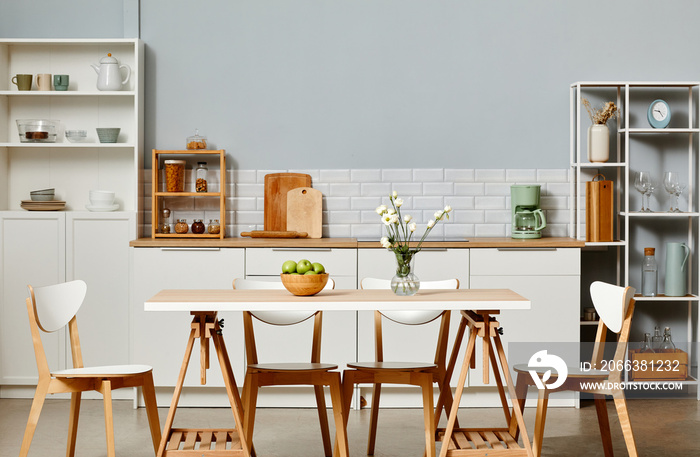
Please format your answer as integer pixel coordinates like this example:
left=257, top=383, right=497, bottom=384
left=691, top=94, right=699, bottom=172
left=588, top=124, right=609, bottom=163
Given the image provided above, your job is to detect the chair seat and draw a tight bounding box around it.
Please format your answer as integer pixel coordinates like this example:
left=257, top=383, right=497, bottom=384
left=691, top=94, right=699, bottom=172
left=348, top=361, right=438, bottom=371
left=513, top=363, right=609, bottom=378
left=52, top=364, right=153, bottom=377
left=248, top=362, right=338, bottom=372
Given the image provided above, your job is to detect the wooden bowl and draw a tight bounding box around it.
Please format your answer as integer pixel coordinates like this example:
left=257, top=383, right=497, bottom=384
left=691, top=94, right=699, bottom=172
left=280, top=273, right=329, bottom=296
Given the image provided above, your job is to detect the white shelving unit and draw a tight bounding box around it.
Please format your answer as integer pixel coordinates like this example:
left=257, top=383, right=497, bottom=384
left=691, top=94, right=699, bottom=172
left=0, top=38, right=143, bottom=222
left=570, top=81, right=699, bottom=396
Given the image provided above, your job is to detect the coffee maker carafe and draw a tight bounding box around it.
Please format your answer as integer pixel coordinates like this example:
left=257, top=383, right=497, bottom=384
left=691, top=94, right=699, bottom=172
left=511, top=185, right=546, bottom=239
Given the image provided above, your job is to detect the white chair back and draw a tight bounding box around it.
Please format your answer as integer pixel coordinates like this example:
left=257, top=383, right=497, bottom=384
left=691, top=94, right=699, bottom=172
left=590, top=281, right=636, bottom=333
left=361, top=277, right=459, bottom=325
left=29, top=280, right=87, bottom=333
left=232, top=277, right=335, bottom=325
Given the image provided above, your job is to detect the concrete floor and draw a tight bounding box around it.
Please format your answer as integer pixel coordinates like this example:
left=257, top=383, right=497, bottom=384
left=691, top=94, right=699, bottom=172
left=2, top=398, right=699, bottom=456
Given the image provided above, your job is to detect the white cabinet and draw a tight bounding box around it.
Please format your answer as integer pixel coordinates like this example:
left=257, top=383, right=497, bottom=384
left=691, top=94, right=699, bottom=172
left=356, top=248, right=469, bottom=407
left=470, top=248, right=580, bottom=406
left=245, top=247, right=357, bottom=407
left=0, top=39, right=143, bottom=217
left=130, top=247, right=246, bottom=393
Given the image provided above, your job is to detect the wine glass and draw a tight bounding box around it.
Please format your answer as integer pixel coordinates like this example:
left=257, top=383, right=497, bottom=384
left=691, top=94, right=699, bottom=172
left=634, top=171, right=654, bottom=212
left=663, top=171, right=686, bottom=212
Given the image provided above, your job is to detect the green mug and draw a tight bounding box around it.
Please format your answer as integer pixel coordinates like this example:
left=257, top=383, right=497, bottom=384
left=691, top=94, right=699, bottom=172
left=12, top=74, right=32, bottom=91
left=53, top=74, right=69, bottom=91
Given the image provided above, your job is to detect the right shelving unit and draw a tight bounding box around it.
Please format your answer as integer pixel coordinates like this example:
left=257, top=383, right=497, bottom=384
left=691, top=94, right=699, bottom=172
left=570, top=81, right=700, bottom=395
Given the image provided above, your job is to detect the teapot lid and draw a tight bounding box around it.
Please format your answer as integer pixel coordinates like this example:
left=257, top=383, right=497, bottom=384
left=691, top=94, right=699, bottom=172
left=99, top=53, right=119, bottom=64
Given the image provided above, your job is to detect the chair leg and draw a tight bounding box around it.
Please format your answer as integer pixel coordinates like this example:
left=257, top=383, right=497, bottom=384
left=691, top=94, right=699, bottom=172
left=594, top=394, right=614, bottom=457
left=141, top=372, right=162, bottom=454
left=19, top=382, right=49, bottom=457
left=243, top=372, right=259, bottom=455
left=612, top=391, right=638, bottom=457
left=101, top=379, right=116, bottom=457
left=66, top=392, right=81, bottom=457
left=327, top=372, right=348, bottom=457
left=510, top=373, right=529, bottom=439
left=417, top=374, right=436, bottom=457
left=313, top=385, right=333, bottom=457
left=367, top=382, right=382, bottom=455
left=531, top=388, right=549, bottom=457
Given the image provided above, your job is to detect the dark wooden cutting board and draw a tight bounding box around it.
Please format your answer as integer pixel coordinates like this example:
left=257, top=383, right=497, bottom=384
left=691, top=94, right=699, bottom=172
left=264, top=173, right=312, bottom=231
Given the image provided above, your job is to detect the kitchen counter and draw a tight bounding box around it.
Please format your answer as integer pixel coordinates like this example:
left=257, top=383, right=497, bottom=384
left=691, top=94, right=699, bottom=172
left=129, top=237, right=584, bottom=248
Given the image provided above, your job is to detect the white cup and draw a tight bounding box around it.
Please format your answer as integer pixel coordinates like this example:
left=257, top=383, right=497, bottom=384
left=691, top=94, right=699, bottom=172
left=89, top=190, right=115, bottom=207
left=36, top=73, right=52, bottom=91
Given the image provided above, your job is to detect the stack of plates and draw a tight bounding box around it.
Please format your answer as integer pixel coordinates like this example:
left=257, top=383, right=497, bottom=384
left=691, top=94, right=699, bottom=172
left=21, top=200, right=66, bottom=211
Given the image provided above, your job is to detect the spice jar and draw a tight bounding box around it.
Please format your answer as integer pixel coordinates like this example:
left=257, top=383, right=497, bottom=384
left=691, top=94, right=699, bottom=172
left=175, top=219, right=189, bottom=234
left=191, top=219, right=205, bottom=234
left=195, top=162, right=208, bottom=192
left=208, top=219, right=221, bottom=234
left=164, top=160, right=186, bottom=192
left=160, top=208, right=171, bottom=234
left=186, top=129, right=207, bottom=150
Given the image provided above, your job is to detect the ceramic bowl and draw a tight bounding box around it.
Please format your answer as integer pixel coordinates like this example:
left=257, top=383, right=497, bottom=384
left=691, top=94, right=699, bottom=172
left=65, top=130, right=88, bottom=143
left=96, top=127, right=120, bottom=143
left=30, top=188, right=55, bottom=195
left=89, top=190, right=115, bottom=206
left=30, top=194, right=54, bottom=201
left=280, top=273, right=329, bottom=296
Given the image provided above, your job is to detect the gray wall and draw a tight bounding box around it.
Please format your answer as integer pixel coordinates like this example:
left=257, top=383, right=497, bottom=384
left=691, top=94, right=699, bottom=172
left=5, top=1, right=700, bottom=169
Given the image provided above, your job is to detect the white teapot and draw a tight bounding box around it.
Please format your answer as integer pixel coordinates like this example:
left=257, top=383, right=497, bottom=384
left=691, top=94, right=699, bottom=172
left=91, top=53, right=131, bottom=91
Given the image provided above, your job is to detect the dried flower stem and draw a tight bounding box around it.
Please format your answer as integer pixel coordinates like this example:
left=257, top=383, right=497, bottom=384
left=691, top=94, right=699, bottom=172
left=582, top=98, right=619, bottom=125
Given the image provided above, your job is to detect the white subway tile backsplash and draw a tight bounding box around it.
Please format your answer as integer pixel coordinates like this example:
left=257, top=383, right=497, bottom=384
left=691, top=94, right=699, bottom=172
left=143, top=167, right=574, bottom=240
left=413, top=169, right=444, bottom=182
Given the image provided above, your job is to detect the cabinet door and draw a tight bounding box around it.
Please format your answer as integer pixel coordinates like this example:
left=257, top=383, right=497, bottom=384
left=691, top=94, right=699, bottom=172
left=0, top=212, right=65, bottom=384
left=356, top=248, right=470, bottom=406
left=131, top=247, right=245, bottom=388
left=66, top=213, right=135, bottom=368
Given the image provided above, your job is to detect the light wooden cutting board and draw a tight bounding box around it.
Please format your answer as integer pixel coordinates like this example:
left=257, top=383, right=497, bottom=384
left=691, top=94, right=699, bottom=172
left=286, top=187, right=322, bottom=239
left=264, top=173, right=312, bottom=231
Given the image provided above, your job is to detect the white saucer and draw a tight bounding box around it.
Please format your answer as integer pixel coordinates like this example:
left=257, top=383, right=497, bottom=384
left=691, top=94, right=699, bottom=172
left=85, top=203, right=119, bottom=212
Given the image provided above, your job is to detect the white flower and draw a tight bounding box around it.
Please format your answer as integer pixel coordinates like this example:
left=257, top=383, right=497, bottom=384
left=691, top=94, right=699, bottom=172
left=389, top=214, right=400, bottom=224
left=409, top=222, right=417, bottom=232
left=376, top=205, right=387, bottom=215
left=403, top=214, right=412, bottom=223
left=427, top=219, right=435, bottom=229
left=444, top=205, right=452, bottom=213
left=395, top=198, right=404, bottom=208
left=388, top=208, right=396, bottom=215
left=392, top=190, right=398, bottom=198
left=434, top=210, right=443, bottom=219
left=380, top=236, right=392, bottom=248
left=382, top=214, right=393, bottom=225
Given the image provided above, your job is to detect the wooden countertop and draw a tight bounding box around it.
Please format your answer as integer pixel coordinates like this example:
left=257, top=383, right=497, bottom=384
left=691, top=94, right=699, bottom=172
left=129, top=237, right=584, bottom=248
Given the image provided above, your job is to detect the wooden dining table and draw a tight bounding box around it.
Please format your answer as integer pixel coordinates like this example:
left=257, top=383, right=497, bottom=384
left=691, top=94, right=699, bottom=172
left=145, top=287, right=533, bottom=457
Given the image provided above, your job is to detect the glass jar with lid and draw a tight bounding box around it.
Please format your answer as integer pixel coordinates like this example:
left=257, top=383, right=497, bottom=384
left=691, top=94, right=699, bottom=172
left=195, top=162, right=208, bottom=192
left=207, top=219, right=221, bottom=234
left=186, top=129, right=207, bottom=150
left=191, top=219, right=205, bottom=234
left=164, top=160, right=186, bottom=192
left=175, top=219, right=189, bottom=234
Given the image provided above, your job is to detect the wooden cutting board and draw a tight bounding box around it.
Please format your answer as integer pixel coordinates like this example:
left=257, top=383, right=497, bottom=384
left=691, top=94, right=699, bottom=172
left=264, top=173, right=312, bottom=231
left=286, top=187, right=322, bottom=239
left=240, top=230, right=308, bottom=238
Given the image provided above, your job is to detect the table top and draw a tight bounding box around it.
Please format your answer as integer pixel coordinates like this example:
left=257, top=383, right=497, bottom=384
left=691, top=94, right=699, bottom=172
left=145, top=288, right=531, bottom=312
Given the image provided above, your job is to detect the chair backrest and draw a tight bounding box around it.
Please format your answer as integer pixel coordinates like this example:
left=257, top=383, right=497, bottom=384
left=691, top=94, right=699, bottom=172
left=26, top=280, right=88, bottom=377
left=361, top=278, right=460, bottom=325
left=232, top=277, right=335, bottom=365
left=232, top=277, right=335, bottom=325
left=589, top=281, right=636, bottom=375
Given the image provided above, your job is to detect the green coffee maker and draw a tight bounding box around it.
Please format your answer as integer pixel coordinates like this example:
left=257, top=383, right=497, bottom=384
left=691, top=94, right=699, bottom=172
left=511, top=185, right=546, bottom=239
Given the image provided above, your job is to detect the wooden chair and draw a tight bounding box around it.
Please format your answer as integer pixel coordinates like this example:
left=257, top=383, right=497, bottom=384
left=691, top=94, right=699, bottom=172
left=512, top=281, right=638, bottom=457
left=232, top=278, right=348, bottom=457
left=19, top=280, right=161, bottom=457
left=342, top=278, right=460, bottom=457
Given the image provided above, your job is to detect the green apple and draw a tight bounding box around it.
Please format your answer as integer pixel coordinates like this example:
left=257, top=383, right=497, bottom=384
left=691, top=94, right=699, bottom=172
left=304, top=270, right=318, bottom=275
left=282, top=260, right=297, bottom=274
left=312, top=262, right=325, bottom=274
left=296, top=259, right=312, bottom=274
left=290, top=272, right=300, bottom=275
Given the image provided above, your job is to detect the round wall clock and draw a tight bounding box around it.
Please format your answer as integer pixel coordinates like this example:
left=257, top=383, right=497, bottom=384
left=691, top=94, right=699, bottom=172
left=647, top=99, right=671, bottom=128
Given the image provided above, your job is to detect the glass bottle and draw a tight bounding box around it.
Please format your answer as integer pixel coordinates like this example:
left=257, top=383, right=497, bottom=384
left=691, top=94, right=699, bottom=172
left=651, top=325, right=663, bottom=351
left=207, top=219, right=221, bottom=234
left=641, top=247, right=657, bottom=297
left=175, top=219, right=189, bottom=234
left=191, top=219, right=205, bottom=234
left=660, top=327, right=676, bottom=352
left=159, top=208, right=171, bottom=234
left=640, top=333, right=655, bottom=353
left=195, top=162, right=208, bottom=192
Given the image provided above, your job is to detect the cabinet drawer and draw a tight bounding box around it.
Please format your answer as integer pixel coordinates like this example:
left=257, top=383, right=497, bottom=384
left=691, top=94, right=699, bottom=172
left=246, top=248, right=357, bottom=276
left=470, top=248, right=580, bottom=276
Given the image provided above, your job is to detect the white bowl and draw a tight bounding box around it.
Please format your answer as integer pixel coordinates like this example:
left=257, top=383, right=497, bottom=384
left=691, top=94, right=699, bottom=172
left=89, top=190, right=115, bottom=206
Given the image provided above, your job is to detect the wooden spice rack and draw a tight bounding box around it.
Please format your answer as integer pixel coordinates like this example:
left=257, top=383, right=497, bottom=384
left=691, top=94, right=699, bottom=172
left=151, top=149, right=226, bottom=239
